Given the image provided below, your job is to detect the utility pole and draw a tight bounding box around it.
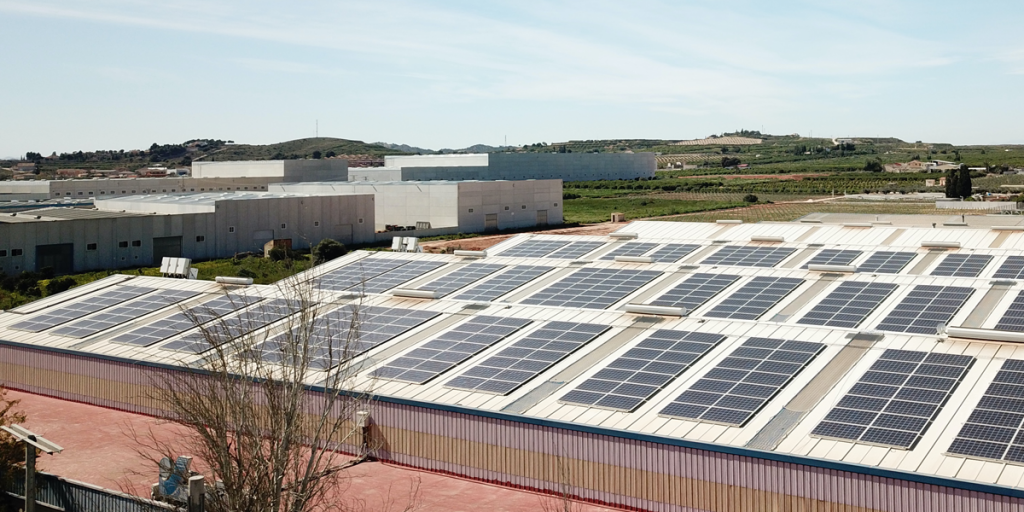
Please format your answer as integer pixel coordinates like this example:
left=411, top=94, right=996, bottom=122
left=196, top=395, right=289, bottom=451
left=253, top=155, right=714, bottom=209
left=1, top=425, right=63, bottom=512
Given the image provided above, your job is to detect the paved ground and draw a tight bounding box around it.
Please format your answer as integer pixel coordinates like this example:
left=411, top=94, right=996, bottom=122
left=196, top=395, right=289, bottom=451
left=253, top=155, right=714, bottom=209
left=5, top=390, right=621, bottom=512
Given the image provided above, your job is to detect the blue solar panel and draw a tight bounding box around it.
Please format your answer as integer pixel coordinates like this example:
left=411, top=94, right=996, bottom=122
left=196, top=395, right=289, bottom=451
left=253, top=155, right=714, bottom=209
left=10, top=286, right=155, bottom=332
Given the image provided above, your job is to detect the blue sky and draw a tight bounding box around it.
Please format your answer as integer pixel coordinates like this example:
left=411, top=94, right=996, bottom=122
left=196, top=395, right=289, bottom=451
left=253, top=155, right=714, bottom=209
left=1, top=0, right=1022, bottom=158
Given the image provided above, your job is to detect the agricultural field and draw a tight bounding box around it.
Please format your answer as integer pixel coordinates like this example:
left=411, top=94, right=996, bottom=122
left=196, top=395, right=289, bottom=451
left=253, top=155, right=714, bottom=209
left=661, top=201, right=996, bottom=223
left=563, top=198, right=744, bottom=224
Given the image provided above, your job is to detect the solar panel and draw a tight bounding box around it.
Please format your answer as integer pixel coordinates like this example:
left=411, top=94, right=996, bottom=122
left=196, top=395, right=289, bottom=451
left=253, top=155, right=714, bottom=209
left=649, top=273, right=740, bottom=313
left=703, top=276, right=804, bottom=320
left=372, top=316, right=533, bottom=383
left=701, top=246, right=796, bottom=268
left=599, top=243, right=660, bottom=260
left=994, top=291, right=1024, bottom=332
left=10, top=286, right=156, bottom=332
left=417, top=264, right=506, bottom=297
left=647, top=244, right=701, bottom=263
left=930, top=254, right=993, bottom=277
left=948, top=359, right=1024, bottom=462
left=994, top=256, right=1024, bottom=280
left=318, top=258, right=408, bottom=291
left=545, top=242, right=606, bottom=259
left=50, top=289, right=200, bottom=338
left=812, top=349, right=974, bottom=449
left=520, top=268, right=662, bottom=309
left=162, top=298, right=303, bottom=353
left=661, top=337, right=825, bottom=426
left=856, top=251, right=916, bottom=274
left=560, top=330, right=727, bottom=412
left=445, top=321, right=610, bottom=395
left=874, top=285, right=975, bottom=335
left=356, top=260, right=446, bottom=294
left=796, top=282, right=898, bottom=329
left=111, top=295, right=263, bottom=346
left=802, top=249, right=862, bottom=268
left=257, top=305, right=441, bottom=369
left=497, top=240, right=570, bottom=258
left=452, top=265, right=554, bottom=302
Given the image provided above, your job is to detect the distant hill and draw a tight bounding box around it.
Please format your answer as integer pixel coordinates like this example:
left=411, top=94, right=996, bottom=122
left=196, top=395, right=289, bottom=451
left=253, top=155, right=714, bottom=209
left=374, top=142, right=435, bottom=154
left=373, top=142, right=517, bottom=155
left=201, top=138, right=409, bottom=161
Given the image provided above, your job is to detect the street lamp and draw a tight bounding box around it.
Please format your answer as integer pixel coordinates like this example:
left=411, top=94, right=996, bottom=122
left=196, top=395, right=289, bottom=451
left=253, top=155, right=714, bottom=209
left=0, top=425, right=62, bottom=512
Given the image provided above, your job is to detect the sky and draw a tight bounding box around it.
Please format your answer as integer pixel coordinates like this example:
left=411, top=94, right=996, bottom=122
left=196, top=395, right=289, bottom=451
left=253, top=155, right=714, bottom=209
left=1, top=0, right=1023, bottom=158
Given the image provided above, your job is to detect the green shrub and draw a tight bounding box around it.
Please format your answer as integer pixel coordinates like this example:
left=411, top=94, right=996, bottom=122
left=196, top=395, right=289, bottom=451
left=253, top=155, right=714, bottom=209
left=313, top=239, right=348, bottom=265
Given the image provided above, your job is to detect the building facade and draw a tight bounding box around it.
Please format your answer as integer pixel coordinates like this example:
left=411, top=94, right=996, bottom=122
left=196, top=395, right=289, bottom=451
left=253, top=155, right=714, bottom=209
left=349, top=152, right=655, bottom=182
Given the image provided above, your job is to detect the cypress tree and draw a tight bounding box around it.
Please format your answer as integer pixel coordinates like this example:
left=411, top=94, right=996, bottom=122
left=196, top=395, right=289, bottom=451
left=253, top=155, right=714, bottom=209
left=959, top=167, right=973, bottom=198
left=945, top=168, right=957, bottom=198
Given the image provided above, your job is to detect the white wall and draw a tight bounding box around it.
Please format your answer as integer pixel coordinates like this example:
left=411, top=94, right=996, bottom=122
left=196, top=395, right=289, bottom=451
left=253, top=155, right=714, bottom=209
left=385, top=154, right=490, bottom=167
left=192, top=159, right=347, bottom=181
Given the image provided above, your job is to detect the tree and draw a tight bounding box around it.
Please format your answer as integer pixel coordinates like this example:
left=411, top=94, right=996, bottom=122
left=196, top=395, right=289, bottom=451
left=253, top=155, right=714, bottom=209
left=945, top=168, right=957, bottom=198
left=312, top=239, right=347, bottom=265
left=0, top=386, right=27, bottom=508
left=721, top=156, right=741, bottom=168
left=312, top=151, right=322, bottom=159
left=863, top=159, right=883, bottom=173
left=959, top=165, right=973, bottom=198
left=135, top=281, right=414, bottom=512
left=742, top=194, right=758, bottom=203
left=24, top=152, right=43, bottom=162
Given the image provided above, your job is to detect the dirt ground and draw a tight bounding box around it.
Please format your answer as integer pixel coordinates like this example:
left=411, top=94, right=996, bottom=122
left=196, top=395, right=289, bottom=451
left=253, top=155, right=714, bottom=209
left=419, top=222, right=627, bottom=252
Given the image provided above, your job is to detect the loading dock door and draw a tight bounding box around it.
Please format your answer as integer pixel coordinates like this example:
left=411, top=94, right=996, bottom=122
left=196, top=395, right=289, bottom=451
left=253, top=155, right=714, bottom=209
left=35, top=243, right=74, bottom=275
left=536, top=210, right=548, bottom=226
left=153, top=236, right=183, bottom=263
left=485, top=214, right=498, bottom=232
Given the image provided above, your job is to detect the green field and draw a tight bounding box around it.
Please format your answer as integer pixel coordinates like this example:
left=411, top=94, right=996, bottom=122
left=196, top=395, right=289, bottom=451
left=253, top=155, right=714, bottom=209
left=661, top=201, right=997, bottom=223
left=563, top=197, right=746, bottom=224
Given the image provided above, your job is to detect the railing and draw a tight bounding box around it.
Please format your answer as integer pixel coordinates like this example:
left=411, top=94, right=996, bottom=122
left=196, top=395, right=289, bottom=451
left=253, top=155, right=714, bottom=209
left=5, top=469, right=181, bottom=512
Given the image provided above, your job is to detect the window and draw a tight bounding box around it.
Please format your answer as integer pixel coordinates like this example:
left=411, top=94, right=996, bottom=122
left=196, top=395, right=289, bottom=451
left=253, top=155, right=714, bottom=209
left=314, top=221, right=320, bottom=227
left=120, top=257, right=125, bottom=261
left=468, top=208, right=474, bottom=213
left=358, top=218, right=364, bottom=224
left=131, top=240, right=141, bottom=247
left=65, top=192, right=70, bottom=196
left=190, top=188, right=195, bottom=192
left=118, top=241, right=128, bottom=248
left=99, top=191, right=105, bottom=194
left=121, top=191, right=126, bottom=194
left=11, top=249, right=22, bottom=256
left=200, top=188, right=205, bottom=191
left=504, top=206, right=510, bottom=211
left=228, top=226, right=235, bottom=233
left=280, top=223, right=287, bottom=229
left=554, top=202, right=558, bottom=207
left=53, top=193, right=59, bottom=197
left=131, top=190, right=136, bottom=193
left=78, top=191, right=83, bottom=195
left=244, top=187, right=249, bottom=190
left=196, top=236, right=205, bottom=242
left=86, top=243, right=97, bottom=251
left=521, top=205, right=526, bottom=209
left=0, top=250, right=6, bottom=257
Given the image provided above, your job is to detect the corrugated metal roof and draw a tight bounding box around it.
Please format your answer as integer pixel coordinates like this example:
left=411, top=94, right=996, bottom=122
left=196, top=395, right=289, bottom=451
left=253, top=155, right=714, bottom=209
left=8, top=220, right=1024, bottom=489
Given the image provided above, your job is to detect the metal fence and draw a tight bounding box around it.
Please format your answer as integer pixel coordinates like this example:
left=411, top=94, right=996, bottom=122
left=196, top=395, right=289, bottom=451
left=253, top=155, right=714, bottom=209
left=6, top=469, right=181, bottom=512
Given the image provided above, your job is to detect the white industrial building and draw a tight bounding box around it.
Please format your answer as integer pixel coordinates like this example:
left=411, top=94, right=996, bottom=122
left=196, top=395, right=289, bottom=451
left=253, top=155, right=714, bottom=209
left=191, top=159, right=347, bottom=180
left=271, top=179, right=563, bottom=233
left=11, top=220, right=1024, bottom=510
left=0, top=192, right=374, bottom=275
left=347, top=152, right=655, bottom=182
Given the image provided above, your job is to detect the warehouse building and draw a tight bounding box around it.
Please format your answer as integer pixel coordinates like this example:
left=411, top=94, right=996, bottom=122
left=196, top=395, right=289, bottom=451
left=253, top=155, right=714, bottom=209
left=0, top=192, right=374, bottom=275
left=271, top=179, right=563, bottom=233
left=191, top=159, right=347, bottom=180
left=348, top=152, right=655, bottom=182
left=8, top=220, right=1024, bottom=510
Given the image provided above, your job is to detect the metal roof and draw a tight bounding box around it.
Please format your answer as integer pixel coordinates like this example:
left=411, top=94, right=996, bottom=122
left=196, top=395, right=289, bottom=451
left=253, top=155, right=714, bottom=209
left=8, top=220, right=1024, bottom=490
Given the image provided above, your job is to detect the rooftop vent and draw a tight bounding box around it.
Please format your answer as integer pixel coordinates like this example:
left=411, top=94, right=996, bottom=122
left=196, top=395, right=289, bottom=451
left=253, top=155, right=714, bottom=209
left=614, top=256, right=653, bottom=264
left=921, top=241, right=960, bottom=249
left=946, top=326, right=1024, bottom=344
left=992, top=226, right=1024, bottom=231
left=751, top=235, right=785, bottom=243
left=624, top=304, right=686, bottom=317
left=453, top=250, right=487, bottom=258
left=391, top=289, right=437, bottom=299
left=609, top=232, right=638, bottom=240
left=842, top=223, right=873, bottom=228
left=716, top=219, right=742, bottom=224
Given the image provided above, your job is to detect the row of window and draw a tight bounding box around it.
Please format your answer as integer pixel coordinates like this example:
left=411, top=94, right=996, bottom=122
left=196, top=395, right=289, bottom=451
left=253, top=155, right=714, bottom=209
left=469, top=202, right=559, bottom=214
left=0, top=249, right=23, bottom=257
left=53, top=185, right=268, bottom=197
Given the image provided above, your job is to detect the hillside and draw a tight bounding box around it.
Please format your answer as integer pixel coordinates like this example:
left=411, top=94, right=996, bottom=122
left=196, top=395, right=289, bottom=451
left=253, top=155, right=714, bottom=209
left=201, top=137, right=409, bottom=161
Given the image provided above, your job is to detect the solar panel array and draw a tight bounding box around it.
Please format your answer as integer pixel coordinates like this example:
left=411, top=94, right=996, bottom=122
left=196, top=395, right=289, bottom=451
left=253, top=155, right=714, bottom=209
left=318, top=258, right=407, bottom=291
left=599, top=243, right=660, bottom=260
left=358, top=261, right=446, bottom=293
left=452, top=265, right=553, bottom=302
left=649, top=273, right=740, bottom=313
left=50, top=289, right=200, bottom=338
left=930, top=254, right=994, bottom=278
left=372, top=316, right=532, bottom=383
left=418, top=264, right=506, bottom=297
left=647, top=244, right=701, bottom=263
left=560, top=330, right=727, bottom=412
left=521, top=268, right=662, bottom=309
left=994, top=291, right=1024, bottom=332
left=701, top=246, right=796, bottom=268
left=994, top=256, right=1024, bottom=280
left=10, top=286, right=155, bottom=332
left=812, top=349, right=974, bottom=449
left=803, top=249, right=862, bottom=268
left=948, top=359, right=1024, bottom=462
left=545, top=242, right=606, bottom=260
left=498, top=240, right=570, bottom=258
left=874, top=285, right=975, bottom=334
left=258, top=306, right=441, bottom=369
left=796, top=282, right=898, bottom=329
left=446, top=321, right=610, bottom=395
left=162, top=298, right=303, bottom=353
left=660, top=338, right=825, bottom=426
left=111, top=295, right=263, bottom=346
left=856, top=251, right=917, bottom=274
left=703, top=277, right=804, bottom=320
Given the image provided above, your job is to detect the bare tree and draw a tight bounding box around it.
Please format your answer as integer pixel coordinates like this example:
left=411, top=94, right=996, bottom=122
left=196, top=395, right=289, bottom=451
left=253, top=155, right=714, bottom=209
left=131, top=275, right=411, bottom=512
left=539, top=440, right=585, bottom=512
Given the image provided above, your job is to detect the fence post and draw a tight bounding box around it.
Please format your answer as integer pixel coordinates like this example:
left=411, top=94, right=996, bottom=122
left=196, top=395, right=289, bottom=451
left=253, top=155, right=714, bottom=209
left=187, top=475, right=205, bottom=512
left=24, top=443, right=36, bottom=512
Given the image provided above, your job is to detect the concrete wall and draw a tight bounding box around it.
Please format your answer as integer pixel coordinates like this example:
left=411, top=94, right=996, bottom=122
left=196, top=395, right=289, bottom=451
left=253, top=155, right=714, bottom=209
left=0, top=195, right=374, bottom=274
left=457, top=180, right=563, bottom=232
left=192, top=159, right=347, bottom=181
left=347, top=167, right=404, bottom=182
left=381, top=153, right=655, bottom=182
left=385, top=154, right=490, bottom=167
